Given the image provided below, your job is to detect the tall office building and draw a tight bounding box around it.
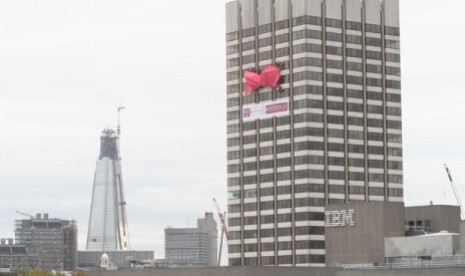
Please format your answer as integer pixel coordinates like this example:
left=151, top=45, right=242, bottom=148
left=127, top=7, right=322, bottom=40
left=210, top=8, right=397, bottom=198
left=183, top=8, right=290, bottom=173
left=226, top=0, right=402, bottom=266
left=14, top=213, right=77, bottom=271
left=164, top=213, right=218, bottom=267
left=86, top=126, right=130, bottom=251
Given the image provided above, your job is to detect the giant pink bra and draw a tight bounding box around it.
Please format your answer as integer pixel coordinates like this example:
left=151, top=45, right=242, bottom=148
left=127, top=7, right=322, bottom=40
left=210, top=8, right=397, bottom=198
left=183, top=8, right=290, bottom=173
left=244, top=65, right=281, bottom=94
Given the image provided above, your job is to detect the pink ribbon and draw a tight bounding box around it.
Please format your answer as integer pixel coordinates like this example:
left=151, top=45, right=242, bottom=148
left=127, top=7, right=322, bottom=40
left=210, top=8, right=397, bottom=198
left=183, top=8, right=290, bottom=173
left=244, top=65, right=281, bottom=94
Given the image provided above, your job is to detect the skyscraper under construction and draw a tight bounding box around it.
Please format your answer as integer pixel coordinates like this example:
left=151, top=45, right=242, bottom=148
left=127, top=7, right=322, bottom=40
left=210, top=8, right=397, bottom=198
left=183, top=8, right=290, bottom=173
left=86, top=121, right=130, bottom=251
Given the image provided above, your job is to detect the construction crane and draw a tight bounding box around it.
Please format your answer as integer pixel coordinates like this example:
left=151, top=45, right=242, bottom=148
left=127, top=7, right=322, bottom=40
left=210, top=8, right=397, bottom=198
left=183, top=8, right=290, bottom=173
left=16, top=210, right=34, bottom=219
left=444, top=163, right=465, bottom=220
left=213, top=198, right=229, bottom=266
left=116, top=103, right=124, bottom=139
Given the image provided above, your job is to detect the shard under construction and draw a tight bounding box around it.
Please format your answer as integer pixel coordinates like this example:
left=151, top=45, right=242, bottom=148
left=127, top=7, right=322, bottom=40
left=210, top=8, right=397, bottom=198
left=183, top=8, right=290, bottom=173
left=86, top=117, right=130, bottom=251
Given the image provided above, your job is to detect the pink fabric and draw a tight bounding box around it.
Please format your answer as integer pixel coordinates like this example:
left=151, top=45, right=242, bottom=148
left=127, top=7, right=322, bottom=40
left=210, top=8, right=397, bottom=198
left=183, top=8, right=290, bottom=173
left=244, top=65, right=281, bottom=94
left=244, top=70, right=262, bottom=94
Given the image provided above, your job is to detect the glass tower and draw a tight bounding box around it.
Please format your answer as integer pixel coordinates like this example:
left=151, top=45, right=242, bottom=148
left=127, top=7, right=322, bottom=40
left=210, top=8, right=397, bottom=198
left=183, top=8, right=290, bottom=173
left=226, top=0, right=402, bottom=266
left=86, top=128, right=130, bottom=251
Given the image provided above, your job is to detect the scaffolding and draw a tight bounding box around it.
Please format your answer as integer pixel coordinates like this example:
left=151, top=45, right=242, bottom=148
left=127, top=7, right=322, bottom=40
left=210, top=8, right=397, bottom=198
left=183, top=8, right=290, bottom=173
left=14, top=213, right=77, bottom=271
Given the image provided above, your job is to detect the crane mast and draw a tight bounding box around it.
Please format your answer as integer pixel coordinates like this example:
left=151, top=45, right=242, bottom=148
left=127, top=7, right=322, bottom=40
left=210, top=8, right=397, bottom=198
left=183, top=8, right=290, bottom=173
left=213, top=198, right=229, bottom=266
left=444, top=163, right=465, bottom=220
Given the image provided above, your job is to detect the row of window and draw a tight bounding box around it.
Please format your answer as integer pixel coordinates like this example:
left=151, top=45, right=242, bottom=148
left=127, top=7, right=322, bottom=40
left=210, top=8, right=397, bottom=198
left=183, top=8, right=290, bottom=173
left=228, top=169, right=402, bottom=186
left=228, top=32, right=399, bottom=54
left=229, top=130, right=401, bottom=148
left=228, top=122, right=401, bottom=138
left=228, top=189, right=401, bottom=204
left=226, top=16, right=399, bottom=41
left=228, top=58, right=400, bottom=80
left=228, top=157, right=402, bottom=173
left=231, top=48, right=400, bottom=66
left=229, top=254, right=325, bottom=266
left=229, top=185, right=328, bottom=200
left=230, top=240, right=325, bottom=254
left=228, top=132, right=401, bottom=153
left=237, top=227, right=318, bottom=239
left=229, top=121, right=401, bottom=139
left=228, top=137, right=402, bottom=157
left=229, top=212, right=325, bottom=227
left=228, top=57, right=400, bottom=77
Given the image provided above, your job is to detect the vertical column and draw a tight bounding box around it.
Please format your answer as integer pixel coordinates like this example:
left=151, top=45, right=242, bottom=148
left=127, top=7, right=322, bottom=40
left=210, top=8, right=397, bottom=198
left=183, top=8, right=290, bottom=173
left=273, top=0, right=290, bottom=265
left=361, top=0, right=369, bottom=201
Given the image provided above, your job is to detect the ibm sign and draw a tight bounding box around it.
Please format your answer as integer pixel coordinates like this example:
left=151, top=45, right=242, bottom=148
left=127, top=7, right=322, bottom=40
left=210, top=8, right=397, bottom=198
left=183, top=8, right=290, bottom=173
left=325, top=209, right=355, bottom=228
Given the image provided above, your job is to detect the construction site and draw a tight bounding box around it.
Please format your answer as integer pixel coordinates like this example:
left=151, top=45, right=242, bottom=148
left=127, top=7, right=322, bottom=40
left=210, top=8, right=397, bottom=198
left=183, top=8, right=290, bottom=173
left=0, top=212, right=77, bottom=272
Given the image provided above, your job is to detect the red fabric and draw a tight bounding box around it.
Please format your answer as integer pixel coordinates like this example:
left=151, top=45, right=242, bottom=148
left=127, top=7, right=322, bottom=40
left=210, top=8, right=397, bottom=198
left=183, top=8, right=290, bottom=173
left=244, top=70, right=261, bottom=94
left=244, top=65, right=281, bottom=94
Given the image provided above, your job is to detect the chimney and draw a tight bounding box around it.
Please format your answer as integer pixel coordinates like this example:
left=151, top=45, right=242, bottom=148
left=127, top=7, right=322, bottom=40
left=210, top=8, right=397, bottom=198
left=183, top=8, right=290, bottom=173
left=44, top=213, right=49, bottom=219
left=8, top=238, right=13, bottom=245
left=36, top=213, right=41, bottom=219
left=1, top=238, right=5, bottom=245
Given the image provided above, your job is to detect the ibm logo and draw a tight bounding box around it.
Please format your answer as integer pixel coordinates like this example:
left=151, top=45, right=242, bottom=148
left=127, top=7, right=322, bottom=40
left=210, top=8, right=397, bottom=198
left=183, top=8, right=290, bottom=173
left=325, top=209, right=355, bottom=228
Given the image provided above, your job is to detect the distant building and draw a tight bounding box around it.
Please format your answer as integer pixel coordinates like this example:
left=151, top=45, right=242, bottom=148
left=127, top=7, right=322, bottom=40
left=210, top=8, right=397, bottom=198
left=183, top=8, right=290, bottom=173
left=0, top=238, right=32, bottom=272
left=80, top=123, right=153, bottom=270
left=14, top=213, right=77, bottom=271
left=86, top=128, right=130, bottom=251
left=165, top=213, right=217, bottom=267
left=77, top=250, right=154, bottom=270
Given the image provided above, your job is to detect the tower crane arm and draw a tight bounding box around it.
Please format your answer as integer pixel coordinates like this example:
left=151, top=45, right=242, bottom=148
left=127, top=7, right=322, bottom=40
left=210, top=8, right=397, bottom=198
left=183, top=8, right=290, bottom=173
left=444, top=163, right=465, bottom=220
left=213, top=198, right=229, bottom=239
left=16, top=210, right=34, bottom=219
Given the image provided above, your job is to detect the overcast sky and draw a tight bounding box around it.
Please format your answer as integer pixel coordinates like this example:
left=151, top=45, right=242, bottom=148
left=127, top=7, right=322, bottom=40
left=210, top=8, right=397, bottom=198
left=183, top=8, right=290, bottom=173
left=1, top=0, right=465, bottom=261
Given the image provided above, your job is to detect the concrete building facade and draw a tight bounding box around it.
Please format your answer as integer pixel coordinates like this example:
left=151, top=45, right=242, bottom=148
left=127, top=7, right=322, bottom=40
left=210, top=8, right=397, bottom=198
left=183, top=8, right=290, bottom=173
left=405, top=205, right=460, bottom=234
left=325, top=201, right=404, bottom=265
left=164, top=213, right=217, bottom=267
left=226, top=0, right=402, bottom=266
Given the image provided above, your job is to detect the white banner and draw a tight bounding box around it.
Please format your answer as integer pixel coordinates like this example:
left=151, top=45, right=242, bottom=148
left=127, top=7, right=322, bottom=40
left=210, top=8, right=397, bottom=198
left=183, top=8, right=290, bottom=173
left=243, top=98, right=289, bottom=122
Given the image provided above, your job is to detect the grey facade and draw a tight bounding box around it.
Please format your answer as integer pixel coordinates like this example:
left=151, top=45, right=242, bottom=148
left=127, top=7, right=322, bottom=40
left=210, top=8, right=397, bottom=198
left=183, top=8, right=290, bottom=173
left=226, top=0, right=402, bottom=266
left=164, top=213, right=217, bottom=267
left=460, top=221, right=465, bottom=254
left=14, top=213, right=77, bottom=271
left=405, top=205, right=460, bottom=234
left=325, top=201, right=404, bottom=265
left=86, top=128, right=130, bottom=251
